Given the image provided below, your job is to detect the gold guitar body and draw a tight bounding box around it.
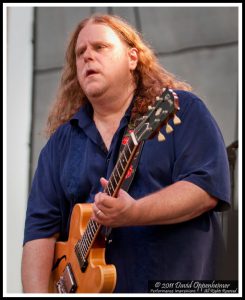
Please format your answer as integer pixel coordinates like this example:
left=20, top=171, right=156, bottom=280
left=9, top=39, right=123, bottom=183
left=49, top=203, right=117, bottom=293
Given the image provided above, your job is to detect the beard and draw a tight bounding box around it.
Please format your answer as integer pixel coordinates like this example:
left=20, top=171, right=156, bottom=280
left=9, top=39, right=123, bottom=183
left=80, top=76, right=109, bottom=100
left=85, top=86, right=106, bottom=99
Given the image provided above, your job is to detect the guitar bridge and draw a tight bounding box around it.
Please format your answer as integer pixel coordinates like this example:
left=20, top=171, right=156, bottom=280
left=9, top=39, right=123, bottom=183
left=56, top=263, right=77, bottom=293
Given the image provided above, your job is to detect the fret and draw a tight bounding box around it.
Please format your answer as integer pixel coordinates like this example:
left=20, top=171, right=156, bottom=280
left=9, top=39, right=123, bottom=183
left=76, top=243, right=86, bottom=262
left=93, top=220, right=99, bottom=231
left=95, top=220, right=99, bottom=229
left=121, top=151, right=127, bottom=165
left=120, top=155, right=128, bottom=168
left=89, top=225, right=94, bottom=236
left=104, top=180, right=112, bottom=195
left=119, top=157, right=126, bottom=170
left=77, top=240, right=83, bottom=253
left=83, top=236, right=90, bottom=253
left=90, top=221, right=97, bottom=235
left=113, top=167, right=120, bottom=182
left=116, top=160, right=123, bottom=176
left=79, top=239, right=87, bottom=256
left=87, top=227, right=93, bottom=243
left=91, top=221, right=99, bottom=238
left=117, top=159, right=124, bottom=176
left=124, top=143, right=132, bottom=158
left=89, top=221, right=95, bottom=234
left=81, top=252, right=86, bottom=263
left=128, top=138, right=136, bottom=153
left=82, top=231, right=89, bottom=248
left=90, top=230, right=95, bottom=245
left=106, top=181, right=114, bottom=196
left=77, top=241, right=86, bottom=261
left=83, top=231, right=90, bottom=248
left=79, top=252, right=86, bottom=262
left=80, top=244, right=86, bottom=261
left=110, top=172, right=118, bottom=189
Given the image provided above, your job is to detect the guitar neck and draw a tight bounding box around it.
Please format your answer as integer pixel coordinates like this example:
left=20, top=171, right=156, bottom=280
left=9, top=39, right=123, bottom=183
left=104, top=136, right=140, bottom=197
left=75, top=133, right=140, bottom=266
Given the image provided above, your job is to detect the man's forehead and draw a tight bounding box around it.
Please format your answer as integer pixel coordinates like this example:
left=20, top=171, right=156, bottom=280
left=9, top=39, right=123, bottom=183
left=77, top=22, right=121, bottom=44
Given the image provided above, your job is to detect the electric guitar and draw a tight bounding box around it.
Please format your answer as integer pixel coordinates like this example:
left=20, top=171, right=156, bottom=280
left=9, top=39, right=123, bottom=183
left=49, top=88, right=181, bottom=293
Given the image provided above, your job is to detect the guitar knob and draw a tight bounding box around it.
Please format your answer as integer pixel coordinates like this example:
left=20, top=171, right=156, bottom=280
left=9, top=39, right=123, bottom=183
left=166, top=123, right=174, bottom=134
left=158, top=132, right=166, bottom=142
left=173, top=114, right=181, bottom=125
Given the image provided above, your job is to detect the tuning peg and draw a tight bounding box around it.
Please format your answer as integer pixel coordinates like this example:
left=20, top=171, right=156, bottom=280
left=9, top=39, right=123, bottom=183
left=166, top=123, right=174, bottom=134
left=158, top=131, right=166, bottom=142
left=155, top=108, right=162, bottom=116
left=156, top=96, right=163, bottom=101
left=173, top=114, right=181, bottom=125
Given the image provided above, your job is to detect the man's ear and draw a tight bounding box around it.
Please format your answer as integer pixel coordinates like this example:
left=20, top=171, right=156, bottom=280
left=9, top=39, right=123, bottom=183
left=128, top=47, right=138, bottom=70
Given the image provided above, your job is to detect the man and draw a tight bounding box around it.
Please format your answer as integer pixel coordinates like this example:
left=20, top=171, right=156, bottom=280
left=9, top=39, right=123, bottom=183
left=22, top=14, right=231, bottom=293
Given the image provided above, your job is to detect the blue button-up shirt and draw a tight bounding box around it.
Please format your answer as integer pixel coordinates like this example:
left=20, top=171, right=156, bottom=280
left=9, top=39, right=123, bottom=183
left=24, top=90, right=231, bottom=292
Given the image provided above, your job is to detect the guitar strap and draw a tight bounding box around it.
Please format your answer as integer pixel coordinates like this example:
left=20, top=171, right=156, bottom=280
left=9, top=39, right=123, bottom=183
left=104, top=117, right=144, bottom=241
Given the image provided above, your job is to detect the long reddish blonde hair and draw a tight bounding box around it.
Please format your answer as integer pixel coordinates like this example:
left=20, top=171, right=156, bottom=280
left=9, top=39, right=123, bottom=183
left=45, top=14, right=191, bottom=137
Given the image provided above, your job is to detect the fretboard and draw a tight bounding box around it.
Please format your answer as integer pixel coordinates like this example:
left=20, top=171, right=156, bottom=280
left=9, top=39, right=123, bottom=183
left=104, top=137, right=139, bottom=197
left=74, top=134, right=140, bottom=267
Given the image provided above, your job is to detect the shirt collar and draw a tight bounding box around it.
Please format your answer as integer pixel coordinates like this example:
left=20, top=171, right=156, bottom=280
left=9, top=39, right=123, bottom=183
left=70, top=101, right=93, bottom=130
left=70, top=97, right=134, bottom=130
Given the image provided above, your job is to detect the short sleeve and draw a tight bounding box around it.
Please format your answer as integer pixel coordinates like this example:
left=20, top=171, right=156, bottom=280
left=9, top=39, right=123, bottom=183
left=172, top=91, right=231, bottom=211
left=23, top=137, right=64, bottom=245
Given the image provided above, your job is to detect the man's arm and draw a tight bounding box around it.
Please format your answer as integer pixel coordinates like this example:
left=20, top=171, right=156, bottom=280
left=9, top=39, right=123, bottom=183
left=21, top=235, right=58, bottom=293
left=131, top=180, right=218, bottom=225
left=92, top=178, right=218, bottom=227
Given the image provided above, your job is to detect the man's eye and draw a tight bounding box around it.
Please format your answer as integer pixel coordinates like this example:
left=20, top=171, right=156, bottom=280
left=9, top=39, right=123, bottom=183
left=77, top=49, right=85, bottom=57
left=96, top=44, right=106, bottom=50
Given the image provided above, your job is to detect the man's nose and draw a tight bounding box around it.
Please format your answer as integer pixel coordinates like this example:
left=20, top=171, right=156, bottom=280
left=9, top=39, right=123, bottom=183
left=83, top=47, right=94, bottom=62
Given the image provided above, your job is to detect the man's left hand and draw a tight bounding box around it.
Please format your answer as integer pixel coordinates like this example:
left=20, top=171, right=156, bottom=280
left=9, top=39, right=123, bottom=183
left=92, top=177, right=136, bottom=227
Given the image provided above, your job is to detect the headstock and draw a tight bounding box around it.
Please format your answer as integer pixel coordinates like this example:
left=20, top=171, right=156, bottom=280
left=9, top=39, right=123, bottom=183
left=133, top=88, right=181, bottom=143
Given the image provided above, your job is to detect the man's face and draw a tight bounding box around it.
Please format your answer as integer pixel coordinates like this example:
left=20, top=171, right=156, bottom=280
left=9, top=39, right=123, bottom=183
left=75, top=22, right=137, bottom=101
